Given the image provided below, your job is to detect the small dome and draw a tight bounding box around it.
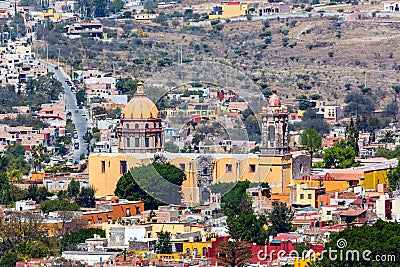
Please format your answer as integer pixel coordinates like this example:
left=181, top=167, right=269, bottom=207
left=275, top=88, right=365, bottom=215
left=268, top=90, right=281, bottom=107
left=121, top=82, right=159, bottom=119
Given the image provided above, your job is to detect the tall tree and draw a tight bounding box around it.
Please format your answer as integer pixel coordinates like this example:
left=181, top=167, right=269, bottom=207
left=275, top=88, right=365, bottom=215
left=301, top=128, right=322, bottom=165
left=346, top=118, right=359, bottom=155
left=115, top=163, right=186, bottom=209
left=217, top=239, right=252, bottom=267
left=387, top=159, right=400, bottom=190
left=322, top=139, right=357, bottom=169
left=67, top=179, right=80, bottom=198
left=379, top=130, right=395, bottom=144
left=268, top=201, right=294, bottom=237
left=155, top=230, right=172, bottom=254
left=385, top=101, right=399, bottom=123
left=392, top=84, right=400, bottom=102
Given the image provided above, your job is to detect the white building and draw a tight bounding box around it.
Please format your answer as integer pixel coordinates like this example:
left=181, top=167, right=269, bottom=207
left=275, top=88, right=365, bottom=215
left=384, top=1, right=400, bottom=12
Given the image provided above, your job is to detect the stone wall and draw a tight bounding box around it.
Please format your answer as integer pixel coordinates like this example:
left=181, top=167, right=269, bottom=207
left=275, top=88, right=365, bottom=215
left=292, top=154, right=311, bottom=180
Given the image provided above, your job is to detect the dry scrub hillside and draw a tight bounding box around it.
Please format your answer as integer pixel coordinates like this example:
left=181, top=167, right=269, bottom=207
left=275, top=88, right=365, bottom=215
left=35, top=15, right=400, bottom=107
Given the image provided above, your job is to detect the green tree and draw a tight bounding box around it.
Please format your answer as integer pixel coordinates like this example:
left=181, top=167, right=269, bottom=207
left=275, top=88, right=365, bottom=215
left=387, top=159, right=400, bottom=190
left=115, top=163, right=186, bottom=209
left=322, top=139, right=357, bottom=169
left=319, top=219, right=400, bottom=266
left=346, top=118, right=359, bottom=155
left=0, top=172, right=11, bottom=205
left=217, top=239, right=252, bottom=267
left=301, top=109, right=330, bottom=135
left=222, top=181, right=269, bottom=245
left=392, top=84, right=400, bottom=102
left=67, top=179, right=81, bottom=198
left=301, top=128, right=322, bottom=164
left=109, top=0, right=124, bottom=13
left=268, top=201, right=294, bottom=237
left=344, top=92, right=375, bottom=117
left=0, top=252, right=18, bottom=267
left=40, top=199, right=80, bottom=213
left=155, top=230, right=172, bottom=254
left=30, top=143, right=45, bottom=172
left=385, top=101, right=398, bottom=123
left=77, top=186, right=96, bottom=208
left=76, top=89, right=86, bottom=105
left=61, top=228, right=105, bottom=251
left=116, top=77, right=138, bottom=95
left=379, top=130, right=395, bottom=144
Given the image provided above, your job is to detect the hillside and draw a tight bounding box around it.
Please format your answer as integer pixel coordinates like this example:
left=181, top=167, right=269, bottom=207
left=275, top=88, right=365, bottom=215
left=34, top=13, right=400, bottom=107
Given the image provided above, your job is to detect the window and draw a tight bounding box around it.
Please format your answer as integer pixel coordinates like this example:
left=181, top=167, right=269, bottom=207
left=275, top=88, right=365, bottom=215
left=120, top=161, right=127, bottom=174
left=59, top=182, right=65, bottom=189
left=300, top=194, right=304, bottom=199
left=268, top=126, right=275, bottom=145
left=249, top=164, right=256, bottom=173
left=98, top=218, right=102, bottom=224
left=136, top=206, right=140, bottom=214
left=179, top=163, right=186, bottom=171
left=135, top=124, right=139, bottom=129
left=252, top=192, right=258, bottom=197
left=203, top=167, right=208, bottom=175
left=126, top=208, right=131, bottom=217
left=46, top=182, right=52, bottom=189
left=135, top=138, right=140, bottom=147
left=101, top=161, right=106, bottom=173
left=126, top=124, right=130, bottom=129
left=145, top=138, right=149, bottom=147
left=145, top=123, right=149, bottom=129
left=327, top=211, right=332, bottom=216
left=308, top=194, right=312, bottom=199
left=154, top=123, right=157, bottom=128
left=82, top=181, right=89, bottom=188
left=88, top=219, right=92, bottom=225
left=320, top=201, right=324, bottom=207
left=127, top=138, right=131, bottom=147
left=226, top=164, right=232, bottom=172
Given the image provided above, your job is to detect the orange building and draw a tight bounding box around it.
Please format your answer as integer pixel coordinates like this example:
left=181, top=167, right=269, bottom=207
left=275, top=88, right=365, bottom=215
left=83, top=200, right=144, bottom=226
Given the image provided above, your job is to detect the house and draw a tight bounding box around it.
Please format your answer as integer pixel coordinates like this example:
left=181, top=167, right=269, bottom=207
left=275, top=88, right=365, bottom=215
left=315, top=100, right=343, bottom=122
left=65, top=20, right=103, bottom=38
left=209, top=1, right=248, bottom=19
left=83, top=199, right=144, bottom=226
left=258, top=2, right=291, bottom=15
left=384, top=1, right=400, bottom=11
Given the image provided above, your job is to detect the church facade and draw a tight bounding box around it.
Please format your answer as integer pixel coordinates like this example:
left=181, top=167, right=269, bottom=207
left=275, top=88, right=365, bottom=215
left=88, top=86, right=306, bottom=205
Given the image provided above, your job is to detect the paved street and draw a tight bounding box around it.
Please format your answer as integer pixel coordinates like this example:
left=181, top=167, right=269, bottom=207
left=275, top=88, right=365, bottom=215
left=45, top=62, right=89, bottom=162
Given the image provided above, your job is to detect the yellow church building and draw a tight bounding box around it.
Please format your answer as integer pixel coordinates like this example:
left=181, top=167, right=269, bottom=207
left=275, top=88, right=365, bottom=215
left=89, top=85, right=304, bottom=205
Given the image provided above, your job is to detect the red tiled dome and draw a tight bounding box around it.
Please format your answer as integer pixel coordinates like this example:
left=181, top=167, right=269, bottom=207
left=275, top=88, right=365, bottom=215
left=268, top=89, right=281, bottom=107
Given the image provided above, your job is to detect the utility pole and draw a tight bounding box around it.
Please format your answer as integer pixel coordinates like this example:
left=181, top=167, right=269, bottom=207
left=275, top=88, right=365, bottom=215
left=57, top=47, right=61, bottom=67
left=46, top=43, right=48, bottom=62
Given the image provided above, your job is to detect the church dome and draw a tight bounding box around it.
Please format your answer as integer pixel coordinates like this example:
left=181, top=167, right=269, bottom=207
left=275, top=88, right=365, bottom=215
left=268, top=88, right=281, bottom=107
left=121, top=82, right=159, bottom=119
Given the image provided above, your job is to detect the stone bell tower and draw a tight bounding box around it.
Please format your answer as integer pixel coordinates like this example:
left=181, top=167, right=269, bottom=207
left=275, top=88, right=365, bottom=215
left=260, top=88, right=290, bottom=156
left=258, top=88, right=292, bottom=195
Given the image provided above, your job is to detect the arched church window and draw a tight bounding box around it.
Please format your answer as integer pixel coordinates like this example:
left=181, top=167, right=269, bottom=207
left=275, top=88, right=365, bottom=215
left=268, top=126, right=275, bottom=145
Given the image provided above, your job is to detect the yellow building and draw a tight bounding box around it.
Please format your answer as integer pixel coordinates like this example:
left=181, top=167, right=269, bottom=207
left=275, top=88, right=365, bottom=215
left=42, top=9, right=62, bottom=22
left=292, top=183, right=325, bottom=208
left=89, top=88, right=294, bottom=205
left=209, top=1, right=249, bottom=19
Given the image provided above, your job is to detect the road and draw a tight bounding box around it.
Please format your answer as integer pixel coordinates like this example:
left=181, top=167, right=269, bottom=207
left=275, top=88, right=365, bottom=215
left=45, top=62, right=89, bottom=162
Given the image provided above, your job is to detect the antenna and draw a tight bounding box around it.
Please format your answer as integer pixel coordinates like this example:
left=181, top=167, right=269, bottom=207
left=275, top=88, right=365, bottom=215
left=180, top=45, right=183, bottom=65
